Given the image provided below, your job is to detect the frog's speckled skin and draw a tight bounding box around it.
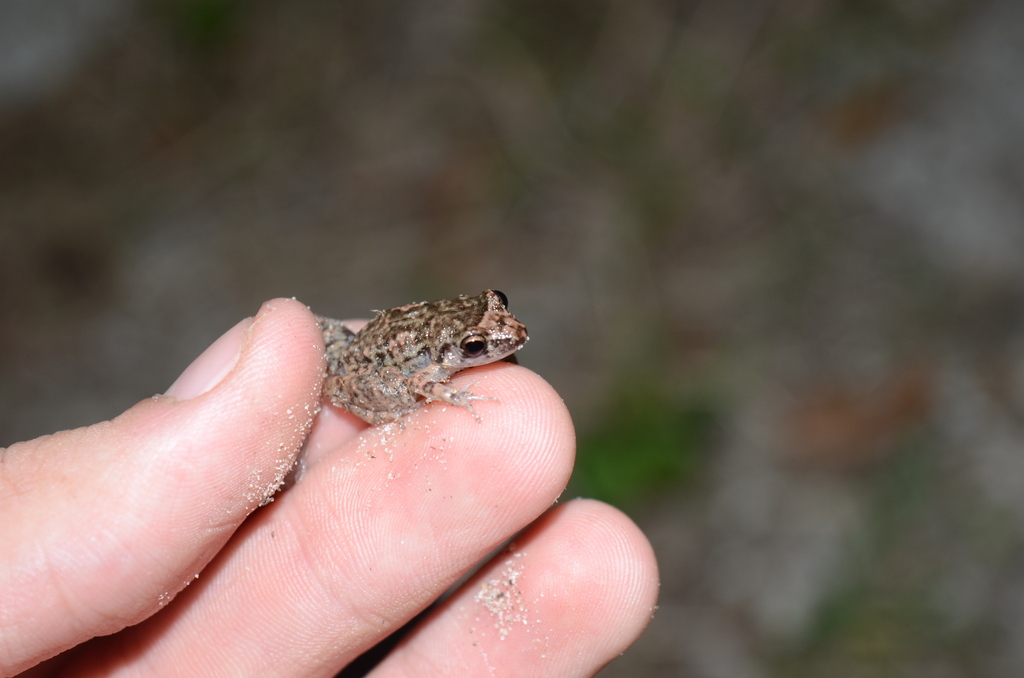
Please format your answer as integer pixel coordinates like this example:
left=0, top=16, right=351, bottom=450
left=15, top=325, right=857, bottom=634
left=315, top=290, right=528, bottom=425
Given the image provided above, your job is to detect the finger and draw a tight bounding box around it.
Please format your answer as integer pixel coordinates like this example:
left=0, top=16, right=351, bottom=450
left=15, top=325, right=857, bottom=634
left=70, top=364, right=575, bottom=676
left=367, top=499, right=659, bottom=678
left=0, top=299, right=324, bottom=675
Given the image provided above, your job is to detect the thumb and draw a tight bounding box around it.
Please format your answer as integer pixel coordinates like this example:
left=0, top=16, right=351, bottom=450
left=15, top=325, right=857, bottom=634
left=0, top=298, right=323, bottom=675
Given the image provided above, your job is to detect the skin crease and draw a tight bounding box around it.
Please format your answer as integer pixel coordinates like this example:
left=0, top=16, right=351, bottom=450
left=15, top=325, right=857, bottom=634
left=0, top=298, right=659, bottom=677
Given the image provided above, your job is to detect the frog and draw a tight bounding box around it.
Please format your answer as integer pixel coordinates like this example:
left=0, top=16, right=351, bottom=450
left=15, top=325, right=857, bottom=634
left=315, top=290, right=529, bottom=425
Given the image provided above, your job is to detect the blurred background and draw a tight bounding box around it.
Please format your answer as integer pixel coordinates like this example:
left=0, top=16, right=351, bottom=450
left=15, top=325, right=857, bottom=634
left=3, top=0, right=1024, bottom=674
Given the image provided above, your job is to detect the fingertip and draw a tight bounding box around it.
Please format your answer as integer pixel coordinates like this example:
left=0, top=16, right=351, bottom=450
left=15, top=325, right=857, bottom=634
left=370, top=498, right=659, bottom=677
left=165, top=316, right=251, bottom=400
left=480, top=498, right=660, bottom=671
left=444, top=363, right=577, bottom=499
left=549, top=498, right=661, bottom=622
left=248, top=297, right=325, bottom=359
left=166, top=298, right=322, bottom=401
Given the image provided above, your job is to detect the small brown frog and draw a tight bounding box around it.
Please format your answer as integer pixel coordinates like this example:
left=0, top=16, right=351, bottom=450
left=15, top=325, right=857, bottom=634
left=316, top=290, right=529, bottom=425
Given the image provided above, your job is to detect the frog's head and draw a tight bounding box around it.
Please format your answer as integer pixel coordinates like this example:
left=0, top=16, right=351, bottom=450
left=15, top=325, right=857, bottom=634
left=443, top=290, right=529, bottom=369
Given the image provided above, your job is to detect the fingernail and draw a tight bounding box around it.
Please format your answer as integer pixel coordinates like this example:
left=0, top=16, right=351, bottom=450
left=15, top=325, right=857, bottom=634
left=166, top=316, right=253, bottom=400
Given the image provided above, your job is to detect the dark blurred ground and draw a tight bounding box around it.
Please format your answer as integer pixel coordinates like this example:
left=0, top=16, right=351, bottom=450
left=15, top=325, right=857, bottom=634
left=5, top=0, right=1024, bottom=675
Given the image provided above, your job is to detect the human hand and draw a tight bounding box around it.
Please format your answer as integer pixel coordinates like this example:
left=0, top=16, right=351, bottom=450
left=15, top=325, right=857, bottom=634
left=1, top=298, right=658, bottom=677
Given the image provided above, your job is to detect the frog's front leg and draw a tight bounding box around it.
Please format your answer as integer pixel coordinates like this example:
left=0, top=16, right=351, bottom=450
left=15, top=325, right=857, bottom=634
left=408, top=365, right=491, bottom=421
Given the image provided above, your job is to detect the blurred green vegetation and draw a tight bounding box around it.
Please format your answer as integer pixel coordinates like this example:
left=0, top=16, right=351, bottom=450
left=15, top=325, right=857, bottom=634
left=159, top=0, right=241, bottom=52
left=570, top=382, right=718, bottom=507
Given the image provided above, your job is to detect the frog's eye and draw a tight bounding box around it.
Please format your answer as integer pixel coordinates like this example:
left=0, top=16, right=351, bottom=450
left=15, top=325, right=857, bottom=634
left=460, top=334, right=488, bottom=358
left=494, top=290, right=508, bottom=308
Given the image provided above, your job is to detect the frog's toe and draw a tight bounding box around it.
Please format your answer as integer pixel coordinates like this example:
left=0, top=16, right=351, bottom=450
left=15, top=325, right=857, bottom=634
left=450, top=389, right=495, bottom=421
